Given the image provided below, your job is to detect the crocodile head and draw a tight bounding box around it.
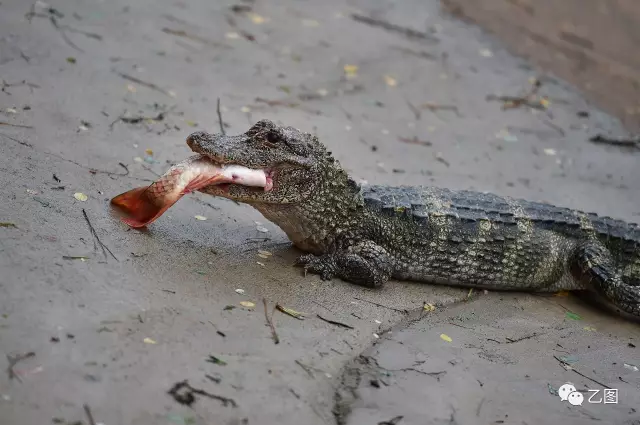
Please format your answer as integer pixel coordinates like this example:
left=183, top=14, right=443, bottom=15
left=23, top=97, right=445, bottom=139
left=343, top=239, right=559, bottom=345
left=186, top=119, right=355, bottom=205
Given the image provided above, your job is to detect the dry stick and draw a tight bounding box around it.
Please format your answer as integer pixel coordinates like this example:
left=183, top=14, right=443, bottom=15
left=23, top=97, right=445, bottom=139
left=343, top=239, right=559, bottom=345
left=82, top=209, right=118, bottom=262
left=6, top=351, right=36, bottom=382
left=353, top=296, right=407, bottom=314
left=0, top=122, right=33, bottom=129
left=83, top=404, right=96, bottom=425
left=50, top=16, right=84, bottom=52
left=216, top=98, right=226, bottom=135
left=553, top=355, right=611, bottom=389
left=263, top=298, right=280, bottom=344
left=316, top=314, right=354, bottom=329
left=116, top=72, right=173, bottom=97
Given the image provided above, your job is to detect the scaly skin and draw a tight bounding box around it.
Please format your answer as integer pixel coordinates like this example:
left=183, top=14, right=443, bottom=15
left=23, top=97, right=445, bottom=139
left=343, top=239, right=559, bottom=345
left=186, top=120, right=640, bottom=319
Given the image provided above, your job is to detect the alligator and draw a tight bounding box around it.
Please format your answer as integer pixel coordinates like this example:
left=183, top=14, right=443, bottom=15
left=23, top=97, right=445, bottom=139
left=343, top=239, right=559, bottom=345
left=186, top=119, right=640, bottom=319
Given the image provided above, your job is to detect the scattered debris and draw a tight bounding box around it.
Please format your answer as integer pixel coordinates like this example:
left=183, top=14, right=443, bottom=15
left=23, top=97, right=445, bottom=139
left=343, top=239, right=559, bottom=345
left=316, top=314, right=354, bottom=329
left=207, top=355, right=227, bottom=366
left=486, top=79, right=547, bottom=110
left=553, top=355, right=611, bottom=388
left=235, top=288, right=245, bottom=295
left=167, top=380, right=237, bottom=408
left=589, top=134, right=640, bottom=150
left=351, top=14, right=439, bottom=43
left=143, top=337, right=157, bottom=344
left=276, top=304, right=305, bottom=320
left=263, top=298, right=280, bottom=344
left=6, top=351, right=36, bottom=381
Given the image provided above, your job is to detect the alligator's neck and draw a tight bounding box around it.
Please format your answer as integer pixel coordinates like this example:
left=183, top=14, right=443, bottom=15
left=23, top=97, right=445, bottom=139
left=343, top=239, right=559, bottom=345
left=252, top=170, right=363, bottom=254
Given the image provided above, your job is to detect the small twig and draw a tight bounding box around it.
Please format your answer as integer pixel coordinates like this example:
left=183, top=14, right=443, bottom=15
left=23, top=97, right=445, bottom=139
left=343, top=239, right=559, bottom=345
left=83, top=404, right=96, bottom=425
left=162, top=28, right=230, bottom=49
left=294, top=360, right=315, bottom=378
left=0, top=122, right=33, bottom=129
left=116, top=72, right=174, bottom=97
left=50, top=16, right=84, bottom=52
left=82, top=209, right=118, bottom=262
left=110, top=112, right=166, bottom=130
left=553, top=356, right=611, bottom=388
left=316, top=314, right=354, bottom=329
left=6, top=351, right=36, bottom=381
left=353, top=297, right=407, bottom=314
left=216, top=97, right=226, bottom=135
left=351, top=14, right=439, bottom=43
left=398, top=136, right=432, bottom=147
left=263, top=298, right=280, bottom=344
left=378, top=415, right=404, bottom=425
left=448, top=321, right=474, bottom=330
left=405, top=100, right=421, bottom=120
left=589, top=134, right=640, bottom=150
left=506, top=332, right=541, bottom=344
left=168, top=380, right=237, bottom=407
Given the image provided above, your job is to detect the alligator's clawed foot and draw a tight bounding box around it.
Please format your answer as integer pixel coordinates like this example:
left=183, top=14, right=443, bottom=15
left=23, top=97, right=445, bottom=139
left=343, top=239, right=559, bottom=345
left=295, top=254, right=335, bottom=281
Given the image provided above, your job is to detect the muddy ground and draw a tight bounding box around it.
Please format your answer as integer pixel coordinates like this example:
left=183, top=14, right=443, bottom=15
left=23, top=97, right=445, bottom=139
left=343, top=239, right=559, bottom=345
left=0, top=1, right=639, bottom=425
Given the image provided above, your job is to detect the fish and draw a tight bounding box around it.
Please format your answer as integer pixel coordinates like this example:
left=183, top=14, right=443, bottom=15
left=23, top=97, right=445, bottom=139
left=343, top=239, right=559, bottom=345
left=111, top=154, right=270, bottom=228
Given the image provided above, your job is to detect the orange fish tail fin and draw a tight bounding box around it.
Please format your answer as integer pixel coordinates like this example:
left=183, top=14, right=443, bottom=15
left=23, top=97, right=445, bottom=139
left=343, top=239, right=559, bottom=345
left=111, top=187, right=175, bottom=228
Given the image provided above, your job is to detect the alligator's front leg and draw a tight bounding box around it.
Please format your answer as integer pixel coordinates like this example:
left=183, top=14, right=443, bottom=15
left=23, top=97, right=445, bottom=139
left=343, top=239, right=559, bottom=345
left=296, top=241, right=393, bottom=288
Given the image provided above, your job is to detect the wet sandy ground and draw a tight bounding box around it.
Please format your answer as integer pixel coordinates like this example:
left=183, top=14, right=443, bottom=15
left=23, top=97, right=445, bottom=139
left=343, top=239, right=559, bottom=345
left=0, top=1, right=638, bottom=424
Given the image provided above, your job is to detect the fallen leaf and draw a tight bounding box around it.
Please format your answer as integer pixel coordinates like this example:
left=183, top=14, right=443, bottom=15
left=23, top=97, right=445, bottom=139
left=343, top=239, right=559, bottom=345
left=223, top=305, right=236, bottom=311
left=583, top=326, right=597, bottom=331
left=240, top=106, right=251, bottom=113
left=384, top=75, right=397, bottom=87
left=540, top=98, right=550, bottom=108
left=257, top=254, right=269, bottom=259
left=554, top=291, right=570, bottom=297
left=565, top=311, right=582, bottom=321
left=256, top=225, right=269, bottom=233
left=543, top=148, right=557, bottom=156
left=623, top=363, right=639, bottom=372
left=66, top=57, right=76, bottom=64
left=62, top=256, right=89, bottom=261
left=479, top=48, right=493, bottom=57
left=235, top=288, right=245, bottom=295
left=258, top=250, right=272, bottom=256
left=207, top=355, right=227, bottom=365
left=143, top=337, right=157, bottom=344
left=73, top=192, right=88, bottom=202
left=249, top=13, right=265, bottom=24
left=240, top=301, right=255, bottom=308
left=276, top=304, right=306, bottom=320
left=145, top=148, right=153, bottom=156
left=373, top=333, right=380, bottom=339
left=0, top=223, right=17, bottom=228
left=194, top=215, right=207, bottom=221
left=423, top=303, right=436, bottom=312
left=343, top=64, right=358, bottom=78
left=256, top=261, right=265, bottom=267
left=186, top=120, right=198, bottom=127
left=440, top=333, right=452, bottom=342
left=6, top=107, right=17, bottom=114
left=133, top=156, right=143, bottom=163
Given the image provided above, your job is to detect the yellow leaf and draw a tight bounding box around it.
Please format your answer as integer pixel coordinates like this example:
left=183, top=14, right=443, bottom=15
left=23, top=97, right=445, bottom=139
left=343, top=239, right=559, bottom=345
left=240, top=301, right=255, bottom=308
left=554, top=291, right=570, bottom=297
left=384, top=75, right=397, bottom=87
left=194, top=215, right=207, bottom=221
left=249, top=13, right=265, bottom=24
left=343, top=64, right=358, bottom=78
left=74, top=192, right=88, bottom=202
left=186, top=120, right=198, bottom=127
left=143, top=337, right=157, bottom=344
left=423, top=303, right=435, bottom=312
left=257, top=250, right=272, bottom=257
left=240, top=106, right=251, bottom=113
left=540, top=98, right=550, bottom=108
left=440, top=333, right=452, bottom=342
left=583, top=326, right=597, bottom=332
